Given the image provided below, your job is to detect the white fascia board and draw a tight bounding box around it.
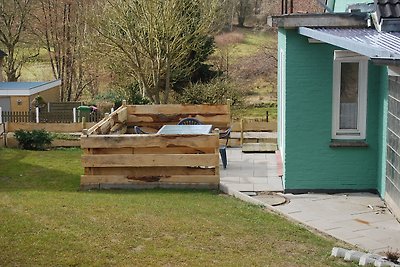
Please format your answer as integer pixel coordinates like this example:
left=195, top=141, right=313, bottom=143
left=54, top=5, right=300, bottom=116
left=0, top=89, right=30, bottom=96
left=30, top=80, right=61, bottom=95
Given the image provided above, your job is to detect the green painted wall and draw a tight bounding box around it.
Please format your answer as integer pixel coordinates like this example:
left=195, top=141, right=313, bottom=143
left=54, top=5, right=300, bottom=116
left=377, top=67, right=388, bottom=196
left=283, top=29, right=385, bottom=192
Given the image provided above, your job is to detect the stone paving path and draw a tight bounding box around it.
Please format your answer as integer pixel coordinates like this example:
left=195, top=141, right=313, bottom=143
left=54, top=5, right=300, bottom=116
left=275, top=193, right=400, bottom=253
left=220, top=148, right=283, bottom=192
left=220, top=148, right=400, bottom=253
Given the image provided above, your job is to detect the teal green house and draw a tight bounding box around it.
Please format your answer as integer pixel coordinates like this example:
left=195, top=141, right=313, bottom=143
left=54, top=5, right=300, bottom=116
left=271, top=0, right=400, bottom=218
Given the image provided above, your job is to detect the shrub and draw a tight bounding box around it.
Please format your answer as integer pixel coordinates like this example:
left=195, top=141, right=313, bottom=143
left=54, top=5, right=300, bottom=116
left=14, top=129, right=54, bottom=150
left=94, top=83, right=151, bottom=108
left=176, top=78, right=243, bottom=106
left=215, top=32, right=245, bottom=47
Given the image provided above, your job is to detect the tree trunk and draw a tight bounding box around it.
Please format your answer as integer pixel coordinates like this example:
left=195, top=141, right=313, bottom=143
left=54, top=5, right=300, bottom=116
left=163, top=60, right=171, bottom=104
left=238, top=16, right=245, bottom=27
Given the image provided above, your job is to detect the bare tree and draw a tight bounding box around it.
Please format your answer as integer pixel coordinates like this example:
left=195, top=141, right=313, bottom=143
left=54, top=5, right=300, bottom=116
left=92, top=0, right=225, bottom=104
left=236, top=0, right=253, bottom=27
left=0, top=0, right=36, bottom=81
left=33, top=0, right=96, bottom=101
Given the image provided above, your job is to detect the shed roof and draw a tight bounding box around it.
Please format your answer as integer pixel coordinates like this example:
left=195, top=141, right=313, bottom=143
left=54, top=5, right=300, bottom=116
left=299, top=27, right=400, bottom=62
left=0, top=80, right=61, bottom=96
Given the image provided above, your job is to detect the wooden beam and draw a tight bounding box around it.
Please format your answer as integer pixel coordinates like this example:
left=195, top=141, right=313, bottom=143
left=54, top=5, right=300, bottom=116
left=81, top=175, right=219, bottom=184
left=268, top=13, right=367, bottom=29
left=81, top=154, right=219, bottom=167
left=90, top=166, right=216, bottom=176
left=127, top=104, right=229, bottom=115
left=81, top=134, right=219, bottom=149
left=116, top=107, right=128, bottom=123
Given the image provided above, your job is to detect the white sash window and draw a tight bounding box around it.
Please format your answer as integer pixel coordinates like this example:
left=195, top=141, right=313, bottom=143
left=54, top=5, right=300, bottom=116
left=332, top=51, right=368, bottom=140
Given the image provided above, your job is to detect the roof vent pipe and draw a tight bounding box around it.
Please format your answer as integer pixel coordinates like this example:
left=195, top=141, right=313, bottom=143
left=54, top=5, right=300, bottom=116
left=317, top=0, right=333, bottom=13
left=371, top=11, right=382, bottom=32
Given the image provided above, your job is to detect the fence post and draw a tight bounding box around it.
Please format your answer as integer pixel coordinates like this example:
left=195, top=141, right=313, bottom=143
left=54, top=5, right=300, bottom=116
left=240, top=118, right=244, bottom=146
left=0, top=107, right=2, bottom=124
left=73, top=107, right=77, bottom=123
left=82, top=116, right=86, bottom=129
left=35, top=107, right=40, bottom=123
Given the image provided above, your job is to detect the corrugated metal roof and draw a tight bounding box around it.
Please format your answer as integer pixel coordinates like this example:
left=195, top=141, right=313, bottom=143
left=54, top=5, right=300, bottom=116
left=299, top=27, right=400, bottom=60
left=0, top=80, right=61, bottom=96
left=0, top=82, right=54, bottom=90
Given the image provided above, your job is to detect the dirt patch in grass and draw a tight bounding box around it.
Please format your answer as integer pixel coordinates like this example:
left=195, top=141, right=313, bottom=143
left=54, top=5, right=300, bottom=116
left=215, top=31, right=245, bottom=47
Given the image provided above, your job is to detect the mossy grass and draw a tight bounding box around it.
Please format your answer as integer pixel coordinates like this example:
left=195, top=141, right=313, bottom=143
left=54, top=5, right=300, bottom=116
left=0, top=146, right=354, bottom=266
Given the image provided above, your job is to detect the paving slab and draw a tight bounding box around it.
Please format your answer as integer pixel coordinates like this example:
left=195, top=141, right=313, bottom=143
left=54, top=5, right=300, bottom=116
left=220, top=147, right=400, bottom=254
left=274, top=193, right=400, bottom=253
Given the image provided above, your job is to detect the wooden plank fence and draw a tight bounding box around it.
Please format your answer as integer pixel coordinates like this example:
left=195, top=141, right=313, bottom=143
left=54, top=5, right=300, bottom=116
left=81, top=134, right=219, bottom=190
left=80, top=102, right=227, bottom=190
left=48, top=102, right=82, bottom=112
left=1, top=111, right=35, bottom=123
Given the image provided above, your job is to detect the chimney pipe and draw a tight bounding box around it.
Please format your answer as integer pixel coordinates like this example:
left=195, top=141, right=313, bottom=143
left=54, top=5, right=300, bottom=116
left=290, top=0, right=294, bottom=13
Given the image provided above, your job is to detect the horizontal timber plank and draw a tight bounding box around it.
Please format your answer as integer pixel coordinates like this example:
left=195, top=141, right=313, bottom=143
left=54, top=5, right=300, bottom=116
left=91, top=166, right=216, bottom=176
left=6, top=122, right=96, bottom=133
left=81, top=134, right=219, bottom=149
left=91, top=147, right=215, bottom=154
left=81, top=175, right=219, bottom=184
left=98, top=183, right=219, bottom=190
left=127, top=114, right=230, bottom=124
left=126, top=121, right=230, bottom=129
left=231, top=121, right=277, bottom=132
left=127, top=104, right=229, bottom=115
left=81, top=154, right=219, bottom=167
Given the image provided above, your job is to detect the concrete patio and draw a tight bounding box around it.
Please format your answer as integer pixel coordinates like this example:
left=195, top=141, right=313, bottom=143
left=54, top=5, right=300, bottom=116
left=220, top=148, right=283, bottom=192
left=220, top=148, right=400, bottom=253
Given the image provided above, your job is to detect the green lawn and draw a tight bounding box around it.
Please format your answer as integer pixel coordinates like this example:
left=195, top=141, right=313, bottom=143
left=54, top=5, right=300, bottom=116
left=0, top=148, right=355, bottom=266
left=223, top=30, right=276, bottom=62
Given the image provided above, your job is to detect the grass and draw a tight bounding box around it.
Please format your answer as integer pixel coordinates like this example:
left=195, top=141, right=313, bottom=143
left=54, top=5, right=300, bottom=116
left=212, top=28, right=278, bottom=119
left=20, top=63, right=54, bottom=82
left=233, top=106, right=277, bottom=119
left=222, top=30, right=276, bottom=62
left=0, top=148, right=356, bottom=266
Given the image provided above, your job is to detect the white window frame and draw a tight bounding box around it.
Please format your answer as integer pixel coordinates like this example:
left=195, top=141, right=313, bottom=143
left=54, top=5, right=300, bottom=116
left=278, top=48, right=285, bottom=159
left=332, top=50, right=368, bottom=140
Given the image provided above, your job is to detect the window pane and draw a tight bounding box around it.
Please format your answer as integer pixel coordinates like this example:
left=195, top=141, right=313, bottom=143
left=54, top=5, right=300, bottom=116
left=339, top=62, right=358, bottom=130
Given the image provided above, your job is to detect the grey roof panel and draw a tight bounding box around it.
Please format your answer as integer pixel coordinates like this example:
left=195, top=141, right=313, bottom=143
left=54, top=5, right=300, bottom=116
left=299, top=27, right=400, bottom=60
left=376, top=0, right=400, bottom=18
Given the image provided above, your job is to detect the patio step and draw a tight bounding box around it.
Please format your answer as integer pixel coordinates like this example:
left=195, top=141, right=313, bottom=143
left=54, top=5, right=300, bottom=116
left=229, top=131, right=277, bottom=148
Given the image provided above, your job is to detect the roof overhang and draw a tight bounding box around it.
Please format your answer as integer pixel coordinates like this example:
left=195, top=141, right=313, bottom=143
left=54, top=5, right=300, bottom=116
left=267, top=13, right=368, bottom=29
left=0, top=80, right=61, bottom=96
left=299, top=27, right=400, bottom=63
